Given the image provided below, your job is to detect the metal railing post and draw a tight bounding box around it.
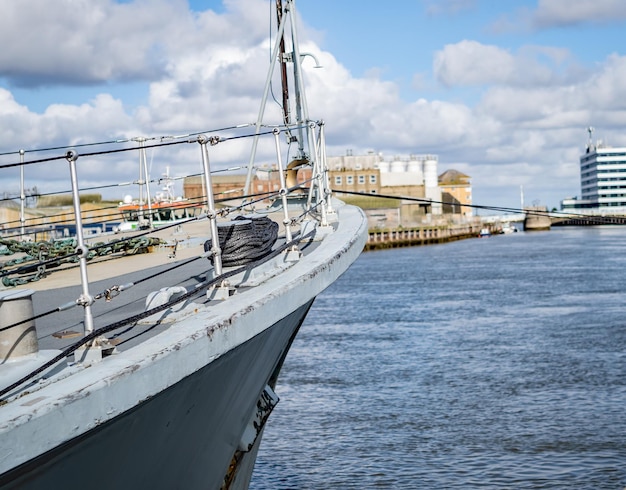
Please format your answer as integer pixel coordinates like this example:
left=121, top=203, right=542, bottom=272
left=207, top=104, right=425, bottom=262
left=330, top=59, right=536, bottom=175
left=66, top=150, right=94, bottom=334
left=307, top=122, right=329, bottom=226
left=198, top=135, right=223, bottom=276
left=19, top=150, right=25, bottom=239
left=273, top=128, right=293, bottom=243
left=137, top=137, right=153, bottom=228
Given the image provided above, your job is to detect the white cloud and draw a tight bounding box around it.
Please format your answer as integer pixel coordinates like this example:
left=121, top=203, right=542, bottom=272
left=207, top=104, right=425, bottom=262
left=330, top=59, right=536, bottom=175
left=0, top=0, right=191, bottom=86
left=0, top=0, right=270, bottom=88
left=491, top=0, right=626, bottom=33
left=434, top=41, right=578, bottom=88
left=477, top=54, right=626, bottom=128
left=434, top=41, right=516, bottom=87
left=531, top=0, right=626, bottom=28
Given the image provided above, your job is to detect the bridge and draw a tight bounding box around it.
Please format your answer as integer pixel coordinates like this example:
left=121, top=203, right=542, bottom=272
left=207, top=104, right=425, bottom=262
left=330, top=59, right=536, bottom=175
left=551, top=215, right=626, bottom=226
left=479, top=214, right=525, bottom=224
left=480, top=212, right=626, bottom=228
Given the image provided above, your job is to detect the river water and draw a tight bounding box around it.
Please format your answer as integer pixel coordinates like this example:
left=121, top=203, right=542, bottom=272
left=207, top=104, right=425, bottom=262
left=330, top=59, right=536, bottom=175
left=250, top=226, right=626, bottom=489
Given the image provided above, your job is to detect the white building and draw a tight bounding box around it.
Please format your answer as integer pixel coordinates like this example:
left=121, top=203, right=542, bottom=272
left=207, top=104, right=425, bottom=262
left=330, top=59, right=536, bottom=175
left=562, top=137, right=626, bottom=214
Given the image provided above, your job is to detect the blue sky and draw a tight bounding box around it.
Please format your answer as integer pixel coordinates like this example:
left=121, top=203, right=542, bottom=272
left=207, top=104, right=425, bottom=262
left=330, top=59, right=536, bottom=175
left=2, top=0, right=626, bottom=211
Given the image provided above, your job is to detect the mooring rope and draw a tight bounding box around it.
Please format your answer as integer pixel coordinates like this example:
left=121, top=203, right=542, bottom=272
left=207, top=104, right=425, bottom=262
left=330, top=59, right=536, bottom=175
left=205, top=215, right=279, bottom=267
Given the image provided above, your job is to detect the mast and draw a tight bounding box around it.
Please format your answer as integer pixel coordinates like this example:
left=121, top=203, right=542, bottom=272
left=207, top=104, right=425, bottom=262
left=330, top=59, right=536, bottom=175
left=243, top=0, right=289, bottom=196
left=287, top=0, right=307, bottom=159
left=277, top=0, right=291, bottom=126
left=243, top=0, right=312, bottom=195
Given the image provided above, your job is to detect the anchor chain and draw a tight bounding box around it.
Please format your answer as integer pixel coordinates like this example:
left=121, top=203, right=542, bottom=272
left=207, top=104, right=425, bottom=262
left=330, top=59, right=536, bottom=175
left=0, top=236, right=162, bottom=287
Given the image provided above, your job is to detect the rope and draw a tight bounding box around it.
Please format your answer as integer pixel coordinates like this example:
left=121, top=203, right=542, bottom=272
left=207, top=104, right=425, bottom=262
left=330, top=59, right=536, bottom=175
left=0, top=307, right=63, bottom=334
left=205, top=215, right=279, bottom=267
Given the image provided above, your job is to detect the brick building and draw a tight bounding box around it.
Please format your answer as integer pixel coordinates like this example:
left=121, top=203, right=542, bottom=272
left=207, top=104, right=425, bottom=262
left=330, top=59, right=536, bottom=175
left=438, top=169, right=472, bottom=217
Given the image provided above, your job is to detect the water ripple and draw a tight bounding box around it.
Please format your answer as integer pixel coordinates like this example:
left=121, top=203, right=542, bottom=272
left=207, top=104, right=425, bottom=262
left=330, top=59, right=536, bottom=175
left=252, top=227, right=626, bottom=489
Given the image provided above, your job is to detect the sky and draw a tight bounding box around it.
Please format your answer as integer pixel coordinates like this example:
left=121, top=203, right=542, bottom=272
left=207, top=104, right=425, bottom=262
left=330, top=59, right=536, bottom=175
left=1, top=0, right=626, bottom=212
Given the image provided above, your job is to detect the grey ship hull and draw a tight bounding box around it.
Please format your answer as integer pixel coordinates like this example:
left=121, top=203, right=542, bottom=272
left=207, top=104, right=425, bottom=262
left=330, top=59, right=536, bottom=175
left=0, top=301, right=313, bottom=489
left=0, top=202, right=368, bottom=489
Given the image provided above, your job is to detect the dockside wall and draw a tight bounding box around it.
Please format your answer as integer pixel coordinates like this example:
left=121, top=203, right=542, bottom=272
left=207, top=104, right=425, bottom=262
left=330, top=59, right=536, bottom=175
left=365, top=223, right=491, bottom=251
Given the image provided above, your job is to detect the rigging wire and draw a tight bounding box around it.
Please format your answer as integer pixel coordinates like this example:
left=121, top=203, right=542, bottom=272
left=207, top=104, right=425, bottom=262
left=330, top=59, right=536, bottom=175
left=330, top=188, right=626, bottom=224
left=0, top=307, right=68, bottom=334
left=0, top=180, right=305, bottom=335
left=0, top=166, right=248, bottom=206
left=0, top=186, right=286, bottom=286
left=0, top=123, right=257, bottom=159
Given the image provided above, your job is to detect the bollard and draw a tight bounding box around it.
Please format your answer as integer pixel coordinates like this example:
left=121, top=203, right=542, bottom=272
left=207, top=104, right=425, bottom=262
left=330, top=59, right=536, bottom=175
left=0, top=289, right=38, bottom=362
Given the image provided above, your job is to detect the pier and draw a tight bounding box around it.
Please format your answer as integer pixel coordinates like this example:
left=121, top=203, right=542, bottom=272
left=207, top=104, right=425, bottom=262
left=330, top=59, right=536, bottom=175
left=365, top=223, right=486, bottom=251
left=551, top=215, right=626, bottom=226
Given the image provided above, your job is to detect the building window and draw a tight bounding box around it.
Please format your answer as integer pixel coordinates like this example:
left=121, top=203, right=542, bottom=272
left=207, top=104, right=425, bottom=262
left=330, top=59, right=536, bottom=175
left=334, top=176, right=342, bottom=185
left=358, top=175, right=365, bottom=184
left=346, top=175, right=354, bottom=185
left=370, top=174, right=377, bottom=184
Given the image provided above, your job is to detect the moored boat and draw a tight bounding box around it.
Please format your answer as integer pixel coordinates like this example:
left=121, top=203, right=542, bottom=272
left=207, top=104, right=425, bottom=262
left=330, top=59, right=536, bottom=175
left=499, top=221, right=517, bottom=234
left=0, top=1, right=367, bottom=488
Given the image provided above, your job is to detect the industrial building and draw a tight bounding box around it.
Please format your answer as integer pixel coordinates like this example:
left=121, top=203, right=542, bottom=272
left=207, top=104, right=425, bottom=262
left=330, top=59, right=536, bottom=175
left=181, top=150, right=473, bottom=228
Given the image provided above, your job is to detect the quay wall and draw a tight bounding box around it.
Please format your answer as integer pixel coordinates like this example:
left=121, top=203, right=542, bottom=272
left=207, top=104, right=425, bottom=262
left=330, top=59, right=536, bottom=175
left=365, top=223, right=488, bottom=251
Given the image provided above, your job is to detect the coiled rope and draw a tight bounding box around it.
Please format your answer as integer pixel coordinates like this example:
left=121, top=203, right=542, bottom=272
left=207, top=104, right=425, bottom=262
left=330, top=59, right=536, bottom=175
left=204, top=215, right=279, bottom=267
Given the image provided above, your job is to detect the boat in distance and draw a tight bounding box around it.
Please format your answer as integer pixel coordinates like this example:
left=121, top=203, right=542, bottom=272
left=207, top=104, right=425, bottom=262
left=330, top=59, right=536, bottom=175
left=0, top=1, right=368, bottom=488
left=117, top=166, right=205, bottom=232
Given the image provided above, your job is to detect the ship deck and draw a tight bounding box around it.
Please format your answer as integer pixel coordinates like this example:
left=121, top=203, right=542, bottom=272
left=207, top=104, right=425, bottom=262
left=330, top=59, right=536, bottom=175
left=18, top=215, right=321, bottom=354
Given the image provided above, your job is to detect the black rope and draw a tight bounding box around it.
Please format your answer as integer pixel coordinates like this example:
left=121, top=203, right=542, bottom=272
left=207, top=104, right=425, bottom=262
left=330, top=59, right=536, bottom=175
left=294, top=199, right=323, bottom=222
left=0, top=154, right=67, bottom=169
left=0, top=206, right=124, bottom=236
left=0, top=193, right=287, bottom=332
left=132, top=254, right=205, bottom=287
left=0, top=127, right=275, bottom=171
left=0, top=138, right=137, bottom=157
left=0, top=248, right=206, bottom=337
left=0, top=167, right=242, bottom=206
left=0, top=307, right=63, bottom=334
left=206, top=215, right=279, bottom=267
